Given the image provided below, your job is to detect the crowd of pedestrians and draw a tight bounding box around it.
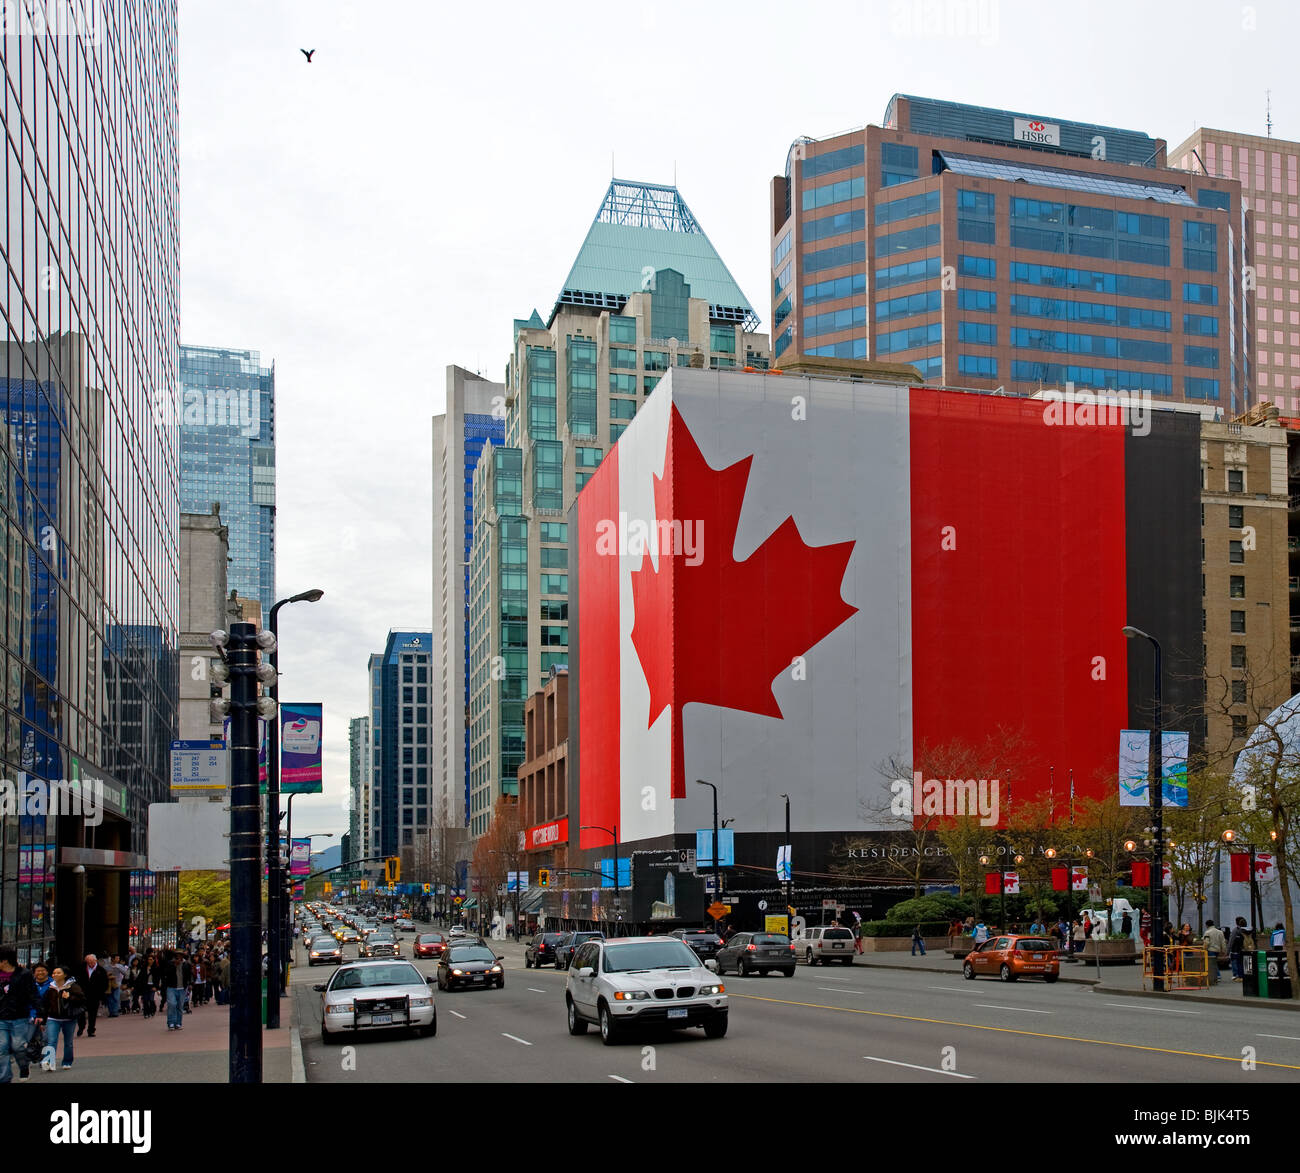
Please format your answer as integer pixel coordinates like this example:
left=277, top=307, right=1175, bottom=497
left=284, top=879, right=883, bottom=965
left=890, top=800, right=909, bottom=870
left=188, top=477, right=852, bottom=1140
left=0, top=938, right=235, bottom=1080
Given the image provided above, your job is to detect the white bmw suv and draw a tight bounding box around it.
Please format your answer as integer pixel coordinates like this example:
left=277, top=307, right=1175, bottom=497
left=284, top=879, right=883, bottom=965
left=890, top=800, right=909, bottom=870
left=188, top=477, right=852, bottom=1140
left=565, top=935, right=728, bottom=1045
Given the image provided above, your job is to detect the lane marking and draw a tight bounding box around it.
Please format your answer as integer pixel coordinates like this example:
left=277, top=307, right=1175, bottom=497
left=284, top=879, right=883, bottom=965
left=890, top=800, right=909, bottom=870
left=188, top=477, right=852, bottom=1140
left=1102, top=1002, right=1199, bottom=1015
left=608, top=1074, right=633, bottom=1083
left=502, top=1032, right=533, bottom=1046
left=814, top=974, right=851, bottom=981
left=864, top=1055, right=975, bottom=1079
left=449, top=1010, right=467, bottom=1019
left=817, top=987, right=867, bottom=995
left=528, top=988, right=547, bottom=993
left=1258, top=1033, right=1300, bottom=1041
left=926, top=986, right=969, bottom=992
left=973, top=1004, right=1051, bottom=1014
left=727, top=991, right=1300, bottom=1071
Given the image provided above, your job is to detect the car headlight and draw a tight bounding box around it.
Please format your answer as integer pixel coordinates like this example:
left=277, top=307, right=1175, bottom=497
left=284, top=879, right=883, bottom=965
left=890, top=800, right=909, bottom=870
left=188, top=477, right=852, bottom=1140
left=491, top=965, right=502, bottom=973
left=325, top=1003, right=354, bottom=1015
left=451, top=969, right=464, bottom=976
left=700, top=984, right=725, bottom=995
left=613, top=990, right=650, bottom=1001
left=409, top=997, right=432, bottom=1008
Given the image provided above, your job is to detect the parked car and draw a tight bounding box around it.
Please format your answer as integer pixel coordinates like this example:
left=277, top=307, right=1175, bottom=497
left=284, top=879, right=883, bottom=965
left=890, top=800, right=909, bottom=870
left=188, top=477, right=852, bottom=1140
left=524, top=932, right=568, bottom=969
left=556, top=931, right=605, bottom=970
left=437, top=944, right=505, bottom=991
left=962, top=935, right=1060, bottom=982
left=797, top=926, right=855, bottom=966
left=716, top=932, right=796, bottom=977
left=565, top=936, right=728, bottom=1045
left=316, top=960, right=436, bottom=1039
left=671, top=930, right=725, bottom=962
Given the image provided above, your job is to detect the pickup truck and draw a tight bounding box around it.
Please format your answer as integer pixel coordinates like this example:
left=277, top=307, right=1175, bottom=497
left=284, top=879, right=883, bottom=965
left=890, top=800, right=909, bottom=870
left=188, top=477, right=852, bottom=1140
left=796, top=925, right=856, bottom=965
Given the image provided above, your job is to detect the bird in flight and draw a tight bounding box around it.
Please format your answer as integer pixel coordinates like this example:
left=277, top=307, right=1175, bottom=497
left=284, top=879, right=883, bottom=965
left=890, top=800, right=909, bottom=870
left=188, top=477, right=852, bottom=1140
left=301, top=49, right=316, bottom=63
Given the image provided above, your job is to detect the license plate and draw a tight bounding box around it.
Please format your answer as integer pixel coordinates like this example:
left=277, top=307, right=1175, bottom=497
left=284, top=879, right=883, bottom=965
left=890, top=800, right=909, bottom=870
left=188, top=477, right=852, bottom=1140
left=1033, top=954, right=1043, bottom=960
left=832, top=943, right=843, bottom=949
left=473, top=975, right=485, bottom=982
left=370, top=1013, right=392, bottom=1024
left=667, top=1008, right=687, bottom=1019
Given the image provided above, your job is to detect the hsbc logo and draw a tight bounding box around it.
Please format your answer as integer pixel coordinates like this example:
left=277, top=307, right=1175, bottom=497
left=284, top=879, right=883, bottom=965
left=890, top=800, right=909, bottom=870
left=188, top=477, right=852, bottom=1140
left=1013, top=117, right=1060, bottom=146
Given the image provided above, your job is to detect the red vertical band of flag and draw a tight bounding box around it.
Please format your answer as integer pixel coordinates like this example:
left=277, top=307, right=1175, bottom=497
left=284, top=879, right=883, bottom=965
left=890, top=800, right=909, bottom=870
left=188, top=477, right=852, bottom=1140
left=1229, top=852, right=1251, bottom=882
left=1131, top=860, right=1150, bottom=887
left=1051, top=867, right=1068, bottom=891
left=984, top=872, right=1001, bottom=895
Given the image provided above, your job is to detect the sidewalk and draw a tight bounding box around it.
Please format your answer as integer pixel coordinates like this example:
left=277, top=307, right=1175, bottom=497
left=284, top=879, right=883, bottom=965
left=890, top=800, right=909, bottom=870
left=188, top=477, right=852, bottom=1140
left=847, top=947, right=1300, bottom=1010
left=21, top=993, right=295, bottom=1084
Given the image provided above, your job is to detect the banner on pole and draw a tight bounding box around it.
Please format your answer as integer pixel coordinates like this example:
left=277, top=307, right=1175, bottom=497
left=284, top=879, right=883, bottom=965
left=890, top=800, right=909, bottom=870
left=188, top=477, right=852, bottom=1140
left=281, top=703, right=324, bottom=794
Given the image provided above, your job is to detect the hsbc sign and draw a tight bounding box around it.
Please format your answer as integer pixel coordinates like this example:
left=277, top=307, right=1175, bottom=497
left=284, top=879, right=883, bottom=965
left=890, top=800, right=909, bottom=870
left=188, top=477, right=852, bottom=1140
left=1013, top=117, right=1060, bottom=146
left=527, top=817, right=568, bottom=850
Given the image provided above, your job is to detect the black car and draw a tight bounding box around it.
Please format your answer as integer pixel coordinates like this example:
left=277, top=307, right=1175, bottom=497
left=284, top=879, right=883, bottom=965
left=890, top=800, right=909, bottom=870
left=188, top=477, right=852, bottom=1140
left=555, top=931, right=605, bottom=970
left=715, top=932, right=796, bottom=977
left=524, top=932, right=568, bottom=969
left=672, top=930, right=725, bottom=962
left=437, top=944, right=506, bottom=991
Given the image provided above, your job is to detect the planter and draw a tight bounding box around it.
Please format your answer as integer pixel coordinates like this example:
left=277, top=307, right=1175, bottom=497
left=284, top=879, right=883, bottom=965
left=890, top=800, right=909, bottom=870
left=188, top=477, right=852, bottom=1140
left=1081, top=939, right=1139, bottom=965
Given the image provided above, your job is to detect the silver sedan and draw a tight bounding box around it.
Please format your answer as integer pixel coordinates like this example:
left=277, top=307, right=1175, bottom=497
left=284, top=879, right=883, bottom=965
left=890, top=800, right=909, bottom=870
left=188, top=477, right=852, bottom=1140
left=316, top=960, right=437, bottom=1039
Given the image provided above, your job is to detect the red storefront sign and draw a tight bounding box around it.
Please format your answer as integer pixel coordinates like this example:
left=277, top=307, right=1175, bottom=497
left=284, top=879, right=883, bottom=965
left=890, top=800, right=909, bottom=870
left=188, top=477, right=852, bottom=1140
left=526, top=818, right=568, bottom=851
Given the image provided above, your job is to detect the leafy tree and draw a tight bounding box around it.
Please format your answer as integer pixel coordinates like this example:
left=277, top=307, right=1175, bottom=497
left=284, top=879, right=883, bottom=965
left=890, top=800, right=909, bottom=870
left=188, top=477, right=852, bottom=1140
left=178, top=870, right=231, bottom=932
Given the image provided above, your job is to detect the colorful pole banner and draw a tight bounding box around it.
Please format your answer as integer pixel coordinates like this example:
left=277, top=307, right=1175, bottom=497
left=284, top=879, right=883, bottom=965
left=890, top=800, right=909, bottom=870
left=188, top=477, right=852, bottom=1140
left=1003, top=872, right=1020, bottom=895
left=1071, top=866, right=1088, bottom=892
left=223, top=716, right=267, bottom=788
left=1118, top=729, right=1150, bottom=806
left=291, top=838, right=311, bottom=877
left=1160, top=732, right=1189, bottom=809
left=280, top=703, right=324, bottom=794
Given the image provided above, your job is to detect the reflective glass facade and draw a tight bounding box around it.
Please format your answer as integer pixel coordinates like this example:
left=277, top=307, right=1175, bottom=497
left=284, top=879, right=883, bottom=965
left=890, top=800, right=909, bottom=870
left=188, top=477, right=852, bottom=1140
left=179, top=345, right=275, bottom=615
left=371, top=632, right=431, bottom=855
left=1, top=8, right=180, bottom=964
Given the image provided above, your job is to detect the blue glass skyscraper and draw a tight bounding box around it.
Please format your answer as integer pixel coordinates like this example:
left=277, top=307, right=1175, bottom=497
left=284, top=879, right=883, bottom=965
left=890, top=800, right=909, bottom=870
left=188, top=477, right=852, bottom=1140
left=179, top=345, right=276, bottom=616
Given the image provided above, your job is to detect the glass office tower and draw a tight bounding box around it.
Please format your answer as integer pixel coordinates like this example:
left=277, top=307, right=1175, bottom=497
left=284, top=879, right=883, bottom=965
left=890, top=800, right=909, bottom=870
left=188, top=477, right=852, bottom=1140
left=0, top=9, right=181, bottom=964
left=179, top=345, right=276, bottom=617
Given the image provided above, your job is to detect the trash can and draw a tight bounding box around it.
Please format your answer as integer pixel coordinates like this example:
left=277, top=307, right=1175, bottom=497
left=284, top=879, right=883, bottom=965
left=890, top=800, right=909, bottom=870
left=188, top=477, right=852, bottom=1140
left=1243, top=950, right=1264, bottom=997
left=1265, top=950, right=1293, bottom=999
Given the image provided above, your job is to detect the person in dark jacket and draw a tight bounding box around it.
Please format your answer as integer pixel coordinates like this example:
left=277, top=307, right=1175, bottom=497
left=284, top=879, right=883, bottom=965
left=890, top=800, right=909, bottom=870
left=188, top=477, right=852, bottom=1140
left=157, top=950, right=193, bottom=1031
left=0, top=947, right=40, bottom=1082
left=78, top=953, right=109, bottom=1037
left=42, top=966, right=85, bottom=1069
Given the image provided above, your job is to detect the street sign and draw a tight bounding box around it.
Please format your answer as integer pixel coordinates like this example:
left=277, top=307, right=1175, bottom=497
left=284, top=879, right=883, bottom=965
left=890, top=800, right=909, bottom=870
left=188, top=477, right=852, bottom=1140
left=704, top=876, right=718, bottom=894
left=453, top=896, right=463, bottom=906
left=169, top=740, right=226, bottom=792
left=707, top=902, right=730, bottom=920
left=822, top=899, right=838, bottom=909
left=765, top=915, right=788, bottom=935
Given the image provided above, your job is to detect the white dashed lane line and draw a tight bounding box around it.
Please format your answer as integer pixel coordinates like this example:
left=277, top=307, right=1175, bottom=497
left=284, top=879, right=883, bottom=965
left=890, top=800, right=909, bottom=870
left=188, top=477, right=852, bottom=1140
left=864, top=1055, right=976, bottom=1079
left=449, top=1010, right=468, bottom=1019
left=1103, top=1002, right=1200, bottom=1015
left=609, top=1075, right=633, bottom=1083
left=527, top=988, right=546, bottom=993
left=502, top=1032, right=533, bottom=1046
left=972, top=1004, right=1051, bottom=1014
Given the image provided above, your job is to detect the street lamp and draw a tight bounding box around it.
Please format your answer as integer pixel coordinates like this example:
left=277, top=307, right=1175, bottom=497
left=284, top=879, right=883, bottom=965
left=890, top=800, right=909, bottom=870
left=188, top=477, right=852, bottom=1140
left=265, top=588, right=325, bottom=1027
left=779, top=793, right=792, bottom=932
left=1123, top=623, right=1166, bottom=991
left=696, top=780, right=721, bottom=927
left=1221, top=829, right=1277, bottom=937
left=580, top=824, right=620, bottom=936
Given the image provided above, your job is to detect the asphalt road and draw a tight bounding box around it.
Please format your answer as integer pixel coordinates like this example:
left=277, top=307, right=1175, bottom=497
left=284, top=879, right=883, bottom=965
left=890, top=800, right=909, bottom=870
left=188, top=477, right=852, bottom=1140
left=292, top=927, right=1300, bottom=1083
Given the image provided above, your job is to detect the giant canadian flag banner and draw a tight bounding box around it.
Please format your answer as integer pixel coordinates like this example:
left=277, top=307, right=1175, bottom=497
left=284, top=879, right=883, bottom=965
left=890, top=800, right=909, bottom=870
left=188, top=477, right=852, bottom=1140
left=570, top=370, right=1200, bottom=851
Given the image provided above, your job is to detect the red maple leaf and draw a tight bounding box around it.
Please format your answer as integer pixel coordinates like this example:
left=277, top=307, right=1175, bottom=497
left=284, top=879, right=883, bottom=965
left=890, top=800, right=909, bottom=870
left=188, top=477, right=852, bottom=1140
left=630, top=405, right=858, bottom=799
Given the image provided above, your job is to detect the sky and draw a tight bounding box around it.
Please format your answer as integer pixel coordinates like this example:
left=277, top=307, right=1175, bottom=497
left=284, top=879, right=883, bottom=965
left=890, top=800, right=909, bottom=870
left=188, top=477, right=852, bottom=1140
left=177, top=0, right=1300, bottom=837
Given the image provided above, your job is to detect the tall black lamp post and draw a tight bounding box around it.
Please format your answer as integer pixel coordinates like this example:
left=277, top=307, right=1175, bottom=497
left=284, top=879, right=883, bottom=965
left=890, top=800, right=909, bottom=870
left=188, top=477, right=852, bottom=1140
left=265, top=588, right=324, bottom=1028
left=779, top=793, right=792, bottom=931
left=696, top=780, right=721, bottom=927
left=1123, top=624, right=1165, bottom=991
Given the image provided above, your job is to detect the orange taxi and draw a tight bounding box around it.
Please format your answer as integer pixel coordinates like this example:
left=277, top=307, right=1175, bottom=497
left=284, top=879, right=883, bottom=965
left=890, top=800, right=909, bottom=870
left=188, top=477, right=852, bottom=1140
left=962, top=934, right=1060, bottom=982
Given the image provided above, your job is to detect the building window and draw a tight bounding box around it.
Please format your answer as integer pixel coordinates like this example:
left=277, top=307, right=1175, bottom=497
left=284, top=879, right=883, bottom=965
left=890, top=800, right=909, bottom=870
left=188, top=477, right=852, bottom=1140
left=1230, top=610, right=1246, bottom=633
left=1228, top=505, right=1244, bottom=528
left=880, top=141, right=918, bottom=187
left=1229, top=540, right=1244, bottom=563
left=611, top=397, right=637, bottom=419
left=1231, top=680, right=1247, bottom=704
left=609, top=316, right=637, bottom=344
left=710, top=325, right=737, bottom=354
left=1232, top=715, right=1248, bottom=738
left=610, top=348, right=638, bottom=370
left=1228, top=469, right=1244, bottom=493
left=1231, top=645, right=1246, bottom=668
left=1230, top=575, right=1245, bottom=598
left=610, top=372, right=637, bottom=394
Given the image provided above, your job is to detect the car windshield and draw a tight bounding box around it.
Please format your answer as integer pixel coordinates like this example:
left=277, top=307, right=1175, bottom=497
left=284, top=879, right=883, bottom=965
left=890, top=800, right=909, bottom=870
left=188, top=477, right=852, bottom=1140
left=1017, top=939, right=1052, bottom=951
left=331, top=964, right=423, bottom=990
left=310, top=939, right=335, bottom=949
left=416, top=934, right=443, bottom=943
left=448, top=947, right=495, bottom=963
left=752, top=934, right=789, bottom=945
left=824, top=929, right=853, bottom=939
left=602, top=941, right=702, bottom=972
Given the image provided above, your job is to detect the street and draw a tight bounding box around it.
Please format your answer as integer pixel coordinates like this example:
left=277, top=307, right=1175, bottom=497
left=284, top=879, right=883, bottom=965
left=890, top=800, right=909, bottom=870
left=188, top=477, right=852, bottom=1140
left=292, top=925, right=1300, bottom=1083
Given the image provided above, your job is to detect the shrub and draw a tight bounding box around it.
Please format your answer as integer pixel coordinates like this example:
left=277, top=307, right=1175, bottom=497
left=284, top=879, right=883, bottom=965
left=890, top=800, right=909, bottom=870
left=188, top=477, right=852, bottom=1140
left=881, top=893, right=974, bottom=924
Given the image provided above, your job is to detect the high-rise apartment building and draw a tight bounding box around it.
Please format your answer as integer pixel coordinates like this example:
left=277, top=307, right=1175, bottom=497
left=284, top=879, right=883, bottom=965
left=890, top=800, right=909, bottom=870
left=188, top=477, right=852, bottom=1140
left=348, top=715, right=371, bottom=873
left=179, top=345, right=276, bottom=616
left=432, top=368, right=504, bottom=845
left=1170, top=128, right=1300, bottom=406
left=466, top=181, right=769, bottom=840
left=772, top=95, right=1251, bottom=412
left=1, top=8, right=181, bottom=964
left=368, top=632, right=434, bottom=857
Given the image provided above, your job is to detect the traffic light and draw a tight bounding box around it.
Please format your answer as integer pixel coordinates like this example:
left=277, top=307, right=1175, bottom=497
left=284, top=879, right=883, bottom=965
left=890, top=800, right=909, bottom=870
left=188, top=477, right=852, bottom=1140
left=538, top=868, right=551, bottom=888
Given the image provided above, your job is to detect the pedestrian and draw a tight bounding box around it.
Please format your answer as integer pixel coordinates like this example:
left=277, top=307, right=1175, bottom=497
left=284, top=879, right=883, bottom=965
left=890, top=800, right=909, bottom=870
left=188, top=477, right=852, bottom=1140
left=192, top=955, right=209, bottom=1008
left=911, top=923, right=927, bottom=956
left=78, top=953, right=108, bottom=1038
left=136, top=955, right=157, bottom=1019
left=107, top=954, right=128, bottom=1017
left=1178, top=922, right=1194, bottom=947
left=973, top=920, right=989, bottom=944
left=1120, top=910, right=1132, bottom=937
left=42, top=966, right=85, bottom=1069
left=0, top=947, right=40, bottom=1082
left=126, top=956, right=142, bottom=1014
left=1271, top=923, right=1285, bottom=948
left=1072, top=919, right=1085, bottom=953
left=1202, top=920, right=1227, bottom=985
left=1140, top=908, right=1151, bottom=947
left=1082, top=914, right=1092, bottom=942
left=1228, top=916, right=1248, bottom=981
left=854, top=922, right=864, bottom=955
left=217, top=953, right=232, bottom=1005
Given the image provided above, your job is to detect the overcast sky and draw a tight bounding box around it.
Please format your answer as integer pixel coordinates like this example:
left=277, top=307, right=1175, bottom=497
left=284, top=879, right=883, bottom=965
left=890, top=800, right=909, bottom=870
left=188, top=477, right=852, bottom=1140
left=177, top=0, right=1300, bottom=837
